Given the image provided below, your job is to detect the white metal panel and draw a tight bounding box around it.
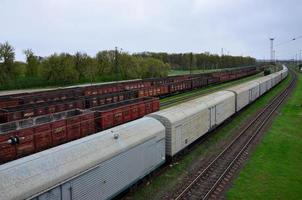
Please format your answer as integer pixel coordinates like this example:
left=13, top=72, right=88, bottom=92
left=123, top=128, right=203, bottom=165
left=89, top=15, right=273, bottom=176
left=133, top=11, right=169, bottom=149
left=213, top=95, right=235, bottom=125
left=270, top=73, right=278, bottom=87
left=191, top=91, right=235, bottom=128
left=175, top=125, right=182, bottom=152
left=31, top=137, right=165, bottom=200
left=0, top=117, right=165, bottom=200
left=275, top=73, right=281, bottom=84
left=281, top=65, right=288, bottom=79
left=226, top=81, right=259, bottom=111
left=192, top=91, right=235, bottom=126
left=68, top=137, right=165, bottom=200
left=148, top=98, right=210, bottom=156
left=209, top=106, right=216, bottom=127
left=149, top=91, right=235, bottom=156
left=255, top=76, right=271, bottom=96
left=250, top=85, right=260, bottom=102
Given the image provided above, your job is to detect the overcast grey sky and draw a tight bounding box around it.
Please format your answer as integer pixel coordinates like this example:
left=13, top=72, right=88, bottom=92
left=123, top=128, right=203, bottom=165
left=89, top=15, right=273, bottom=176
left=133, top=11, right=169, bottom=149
left=1, top=0, right=302, bottom=61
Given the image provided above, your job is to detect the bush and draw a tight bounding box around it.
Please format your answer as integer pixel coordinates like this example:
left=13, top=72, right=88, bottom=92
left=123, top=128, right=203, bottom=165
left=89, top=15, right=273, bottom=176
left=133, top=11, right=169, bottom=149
left=264, top=69, right=271, bottom=76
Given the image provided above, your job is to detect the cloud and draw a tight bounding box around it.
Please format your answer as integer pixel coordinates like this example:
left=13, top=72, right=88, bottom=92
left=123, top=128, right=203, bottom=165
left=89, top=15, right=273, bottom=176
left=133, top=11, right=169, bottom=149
left=0, top=0, right=302, bottom=61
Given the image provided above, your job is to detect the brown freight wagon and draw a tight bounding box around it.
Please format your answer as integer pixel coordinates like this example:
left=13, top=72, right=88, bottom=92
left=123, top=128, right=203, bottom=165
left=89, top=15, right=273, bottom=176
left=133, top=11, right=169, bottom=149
left=229, top=74, right=237, bottom=80
left=219, top=74, right=231, bottom=82
left=93, top=97, right=160, bottom=130
left=82, top=79, right=149, bottom=97
left=236, top=70, right=248, bottom=79
left=0, top=109, right=95, bottom=164
left=143, top=77, right=171, bottom=86
left=85, top=90, right=138, bottom=108
left=168, top=79, right=192, bottom=93
left=0, top=98, right=85, bottom=123
left=0, top=97, right=20, bottom=109
left=84, top=83, right=122, bottom=96
left=122, top=80, right=151, bottom=90
left=144, top=74, right=193, bottom=87
left=191, top=76, right=208, bottom=89
left=138, top=85, right=169, bottom=98
left=207, top=76, right=220, bottom=85
left=17, top=88, right=83, bottom=105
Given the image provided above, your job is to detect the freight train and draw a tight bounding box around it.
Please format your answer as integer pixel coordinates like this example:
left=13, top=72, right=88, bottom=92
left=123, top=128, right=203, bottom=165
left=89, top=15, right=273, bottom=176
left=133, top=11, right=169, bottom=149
left=0, top=66, right=288, bottom=200
left=0, top=97, right=159, bottom=163
left=0, top=66, right=258, bottom=112
left=0, top=66, right=259, bottom=163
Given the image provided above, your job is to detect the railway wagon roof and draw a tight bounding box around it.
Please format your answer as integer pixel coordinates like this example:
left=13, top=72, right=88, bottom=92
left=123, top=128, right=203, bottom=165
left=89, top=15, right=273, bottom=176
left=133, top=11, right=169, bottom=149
left=190, top=91, right=235, bottom=107
left=149, top=99, right=208, bottom=124
left=226, top=80, right=259, bottom=92
left=0, top=117, right=165, bottom=200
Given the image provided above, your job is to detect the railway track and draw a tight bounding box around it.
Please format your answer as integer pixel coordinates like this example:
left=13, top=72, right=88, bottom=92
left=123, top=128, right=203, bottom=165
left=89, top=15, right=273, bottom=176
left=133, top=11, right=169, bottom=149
left=173, top=69, right=297, bottom=200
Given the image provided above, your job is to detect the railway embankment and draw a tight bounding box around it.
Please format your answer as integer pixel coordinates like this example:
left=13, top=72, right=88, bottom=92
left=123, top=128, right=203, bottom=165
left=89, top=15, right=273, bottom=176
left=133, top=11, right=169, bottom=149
left=227, top=67, right=302, bottom=199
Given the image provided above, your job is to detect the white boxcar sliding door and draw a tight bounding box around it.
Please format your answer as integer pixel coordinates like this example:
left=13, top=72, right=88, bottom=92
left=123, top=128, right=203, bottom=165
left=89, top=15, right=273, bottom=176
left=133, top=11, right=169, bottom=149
left=209, top=106, right=216, bottom=129
left=175, top=125, right=182, bottom=153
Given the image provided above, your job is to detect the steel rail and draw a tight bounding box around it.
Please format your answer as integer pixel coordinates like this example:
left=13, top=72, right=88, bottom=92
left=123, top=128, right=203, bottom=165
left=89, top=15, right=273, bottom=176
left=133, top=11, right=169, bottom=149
left=174, top=69, right=296, bottom=200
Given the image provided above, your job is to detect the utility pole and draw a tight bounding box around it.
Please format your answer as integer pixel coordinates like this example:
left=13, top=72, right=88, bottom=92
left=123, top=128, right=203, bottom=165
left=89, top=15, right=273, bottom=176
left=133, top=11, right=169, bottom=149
left=114, top=46, right=119, bottom=75
left=300, top=50, right=302, bottom=65
left=221, top=48, right=224, bottom=56
left=189, top=52, right=193, bottom=75
left=270, top=38, right=274, bottom=64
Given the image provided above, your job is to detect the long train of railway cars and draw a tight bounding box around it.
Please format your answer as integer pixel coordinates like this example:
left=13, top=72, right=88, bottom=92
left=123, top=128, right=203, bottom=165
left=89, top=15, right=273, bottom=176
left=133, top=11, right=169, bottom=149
left=0, top=66, right=258, bottom=110
left=0, top=97, right=159, bottom=163
left=0, top=66, right=258, bottom=124
left=0, top=66, right=259, bottom=163
left=0, top=66, right=287, bottom=200
left=0, top=67, right=259, bottom=162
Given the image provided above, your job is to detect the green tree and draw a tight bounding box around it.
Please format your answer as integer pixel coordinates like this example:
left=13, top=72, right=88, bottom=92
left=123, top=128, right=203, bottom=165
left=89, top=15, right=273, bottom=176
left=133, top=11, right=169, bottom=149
left=95, top=51, right=115, bottom=76
left=24, top=49, right=39, bottom=77
left=139, top=57, right=170, bottom=78
left=42, top=53, right=79, bottom=84
left=0, top=42, right=16, bottom=85
left=119, top=53, right=141, bottom=79
left=74, top=52, right=96, bottom=80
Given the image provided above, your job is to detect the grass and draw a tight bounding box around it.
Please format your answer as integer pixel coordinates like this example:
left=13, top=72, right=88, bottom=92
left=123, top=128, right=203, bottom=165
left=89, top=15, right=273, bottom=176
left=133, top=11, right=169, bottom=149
left=168, top=66, right=253, bottom=76
left=169, top=69, right=222, bottom=76
left=168, top=65, right=279, bottom=76
left=227, top=68, right=302, bottom=199
left=129, top=69, right=292, bottom=200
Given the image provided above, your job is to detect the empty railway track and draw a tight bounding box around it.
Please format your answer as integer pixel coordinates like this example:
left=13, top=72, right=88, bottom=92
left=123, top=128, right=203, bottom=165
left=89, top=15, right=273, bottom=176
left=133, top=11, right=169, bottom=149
left=173, top=69, right=296, bottom=200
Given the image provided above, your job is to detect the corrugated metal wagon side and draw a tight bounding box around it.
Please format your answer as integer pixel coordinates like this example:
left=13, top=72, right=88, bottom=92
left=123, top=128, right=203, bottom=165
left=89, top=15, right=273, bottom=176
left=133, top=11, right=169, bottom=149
left=93, top=97, right=159, bottom=131
left=226, top=81, right=260, bottom=112
left=148, top=91, right=235, bottom=157
left=0, top=109, right=95, bottom=163
left=192, top=91, right=236, bottom=129
left=0, top=117, right=165, bottom=200
left=148, top=100, right=210, bottom=157
left=255, top=76, right=272, bottom=96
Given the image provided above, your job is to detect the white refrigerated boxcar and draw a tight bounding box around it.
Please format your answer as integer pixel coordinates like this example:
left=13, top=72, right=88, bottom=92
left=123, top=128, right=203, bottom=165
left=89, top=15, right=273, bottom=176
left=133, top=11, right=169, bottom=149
left=255, top=75, right=273, bottom=96
left=0, top=117, right=165, bottom=200
left=148, top=91, right=235, bottom=157
left=226, top=81, right=260, bottom=112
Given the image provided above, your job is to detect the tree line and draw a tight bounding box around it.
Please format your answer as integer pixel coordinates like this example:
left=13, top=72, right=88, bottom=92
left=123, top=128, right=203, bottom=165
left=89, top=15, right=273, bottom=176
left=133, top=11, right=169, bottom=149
left=0, top=42, right=256, bottom=90
left=135, top=52, right=256, bottom=70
